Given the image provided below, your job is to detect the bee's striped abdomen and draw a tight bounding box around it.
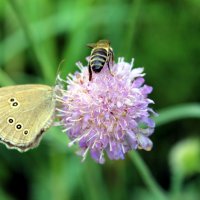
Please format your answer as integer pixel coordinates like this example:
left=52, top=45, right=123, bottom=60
left=90, top=48, right=108, bottom=73
left=92, top=48, right=108, bottom=56
left=87, top=40, right=114, bottom=81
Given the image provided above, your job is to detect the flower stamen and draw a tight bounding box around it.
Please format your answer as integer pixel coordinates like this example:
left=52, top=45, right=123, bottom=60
left=57, top=57, right=156, bottom=163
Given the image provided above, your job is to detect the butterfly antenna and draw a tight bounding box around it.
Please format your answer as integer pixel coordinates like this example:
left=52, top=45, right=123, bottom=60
left=53, top=59, right=67, bottom=102
left=55, top=59, right=66, bottom=85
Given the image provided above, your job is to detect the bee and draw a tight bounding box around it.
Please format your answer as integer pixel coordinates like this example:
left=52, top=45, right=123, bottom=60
left=87, top=40, right=114, bottom=81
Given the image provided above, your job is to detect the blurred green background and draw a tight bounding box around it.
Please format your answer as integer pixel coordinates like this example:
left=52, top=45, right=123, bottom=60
left=0, top=0, right=200, bottom=199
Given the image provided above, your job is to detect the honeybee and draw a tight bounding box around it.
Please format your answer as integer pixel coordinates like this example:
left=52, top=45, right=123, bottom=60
left=87, top=40, right=114, bottom=81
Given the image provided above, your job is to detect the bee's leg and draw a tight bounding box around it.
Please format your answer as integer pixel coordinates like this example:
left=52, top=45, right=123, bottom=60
left=110, top=49, right=114, bottom=65
left=107, top=62, right=114, bottom=77
left=108, top=50, right=114, bottom=77
left=88, top=65, right=92, bottom=81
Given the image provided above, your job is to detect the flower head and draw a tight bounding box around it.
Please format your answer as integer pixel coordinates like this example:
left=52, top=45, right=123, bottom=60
left=57, top=58, right=156, bottom=164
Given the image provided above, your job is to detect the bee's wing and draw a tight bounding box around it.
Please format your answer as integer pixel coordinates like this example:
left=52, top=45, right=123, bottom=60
left=87, top=43, right=96, bottom=48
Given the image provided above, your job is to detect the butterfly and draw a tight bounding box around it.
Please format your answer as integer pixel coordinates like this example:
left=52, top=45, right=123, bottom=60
left=0, top=84, right=57, bottom=152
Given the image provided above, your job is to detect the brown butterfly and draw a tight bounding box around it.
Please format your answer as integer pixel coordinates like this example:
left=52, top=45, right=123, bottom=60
left=0, top=84, right=56, bottom=152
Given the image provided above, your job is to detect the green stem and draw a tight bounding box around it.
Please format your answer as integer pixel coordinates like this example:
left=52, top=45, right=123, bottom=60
left=122, top=0, right=142, bottom=58
left=155, top=103, right=200, bottom=127
left=0, top=69, right=15, bottom=86
left=8, top=0, right=54, bottom=82
left=129, top=151, right=167, bottom=200
left=49, top=151, right=69, bottom=200
left=129, top=104, right=200, bottom=199
left=170, top=173, right=183, bottom=200
left=82, top=161, right=109, bottom=200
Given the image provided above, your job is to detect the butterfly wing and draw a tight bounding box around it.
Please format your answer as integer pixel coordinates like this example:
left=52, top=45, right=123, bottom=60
left=0, top=84, right=55, bottom=152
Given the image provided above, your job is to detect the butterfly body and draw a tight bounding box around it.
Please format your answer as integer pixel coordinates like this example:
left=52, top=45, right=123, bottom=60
left=0, top=84, right=55, bottom=152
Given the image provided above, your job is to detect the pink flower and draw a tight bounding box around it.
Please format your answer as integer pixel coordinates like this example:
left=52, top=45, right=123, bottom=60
left=57, top=57, right=156, bottom=164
